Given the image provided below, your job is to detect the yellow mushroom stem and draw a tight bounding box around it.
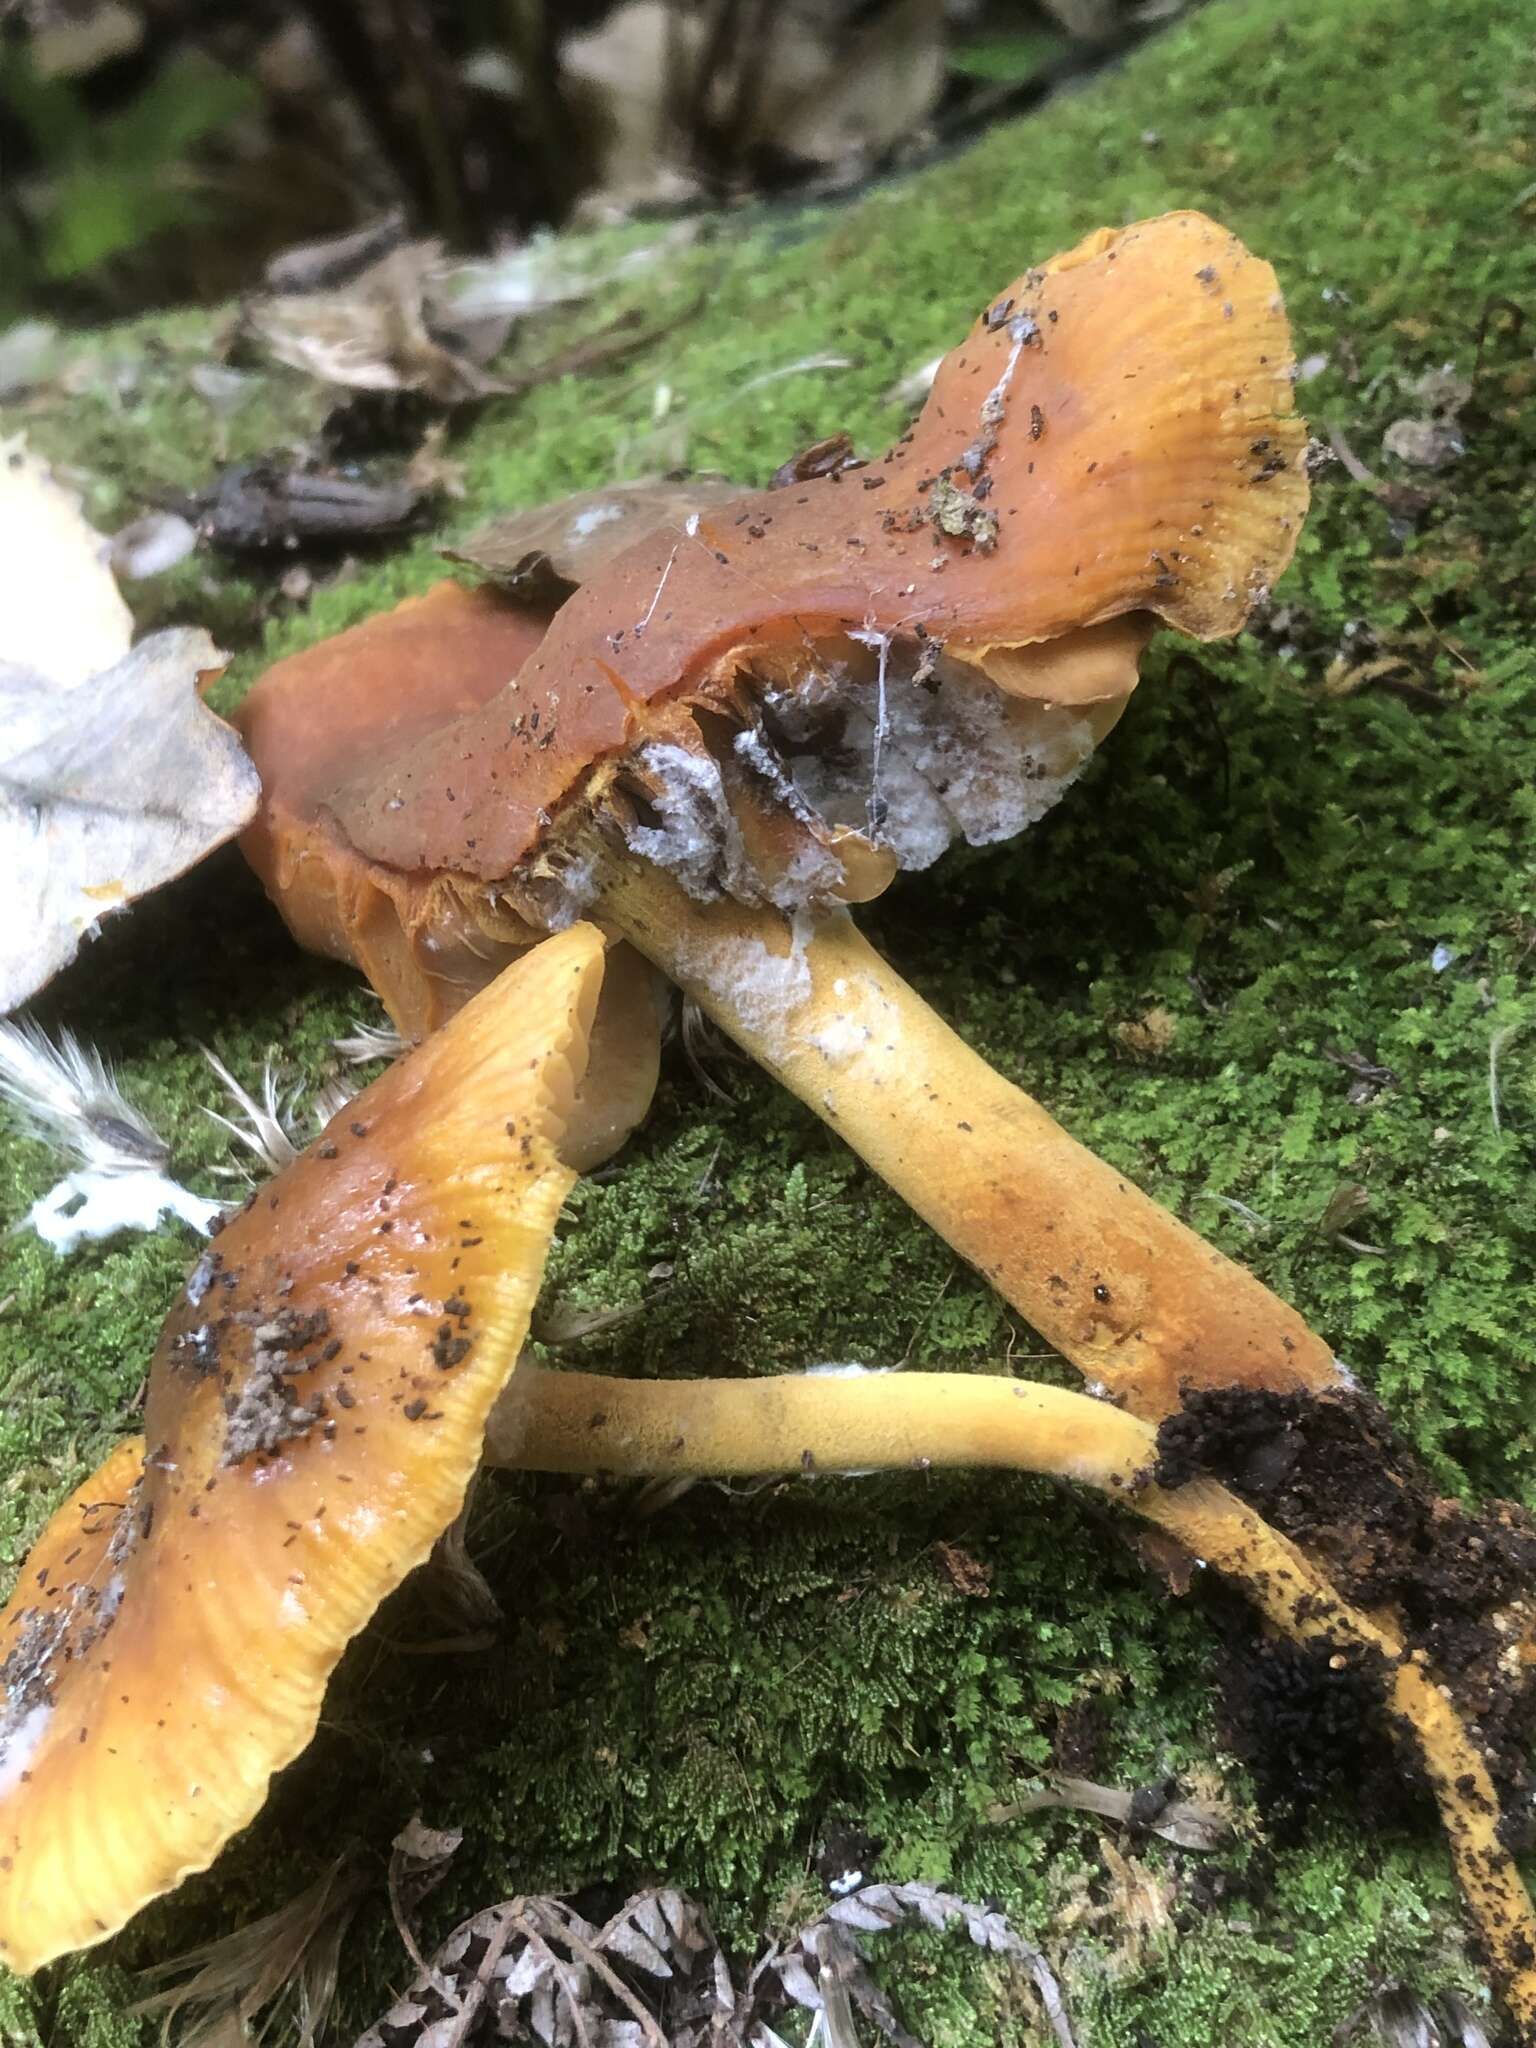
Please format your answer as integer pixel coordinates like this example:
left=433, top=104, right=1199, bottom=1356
left=487, top=1363, right=1536, bottom=2041
left=590, top=854, right=1337, bottom=1421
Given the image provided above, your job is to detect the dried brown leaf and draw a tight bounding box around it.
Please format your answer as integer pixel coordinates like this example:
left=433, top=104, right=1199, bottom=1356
left=932, top=1540, right=992, bottom=1597
left=247, top=241, right=504, bottom=403
left=135, top=1859, right=364, bottom=2048
left=248, top=232, right=612, bottom=403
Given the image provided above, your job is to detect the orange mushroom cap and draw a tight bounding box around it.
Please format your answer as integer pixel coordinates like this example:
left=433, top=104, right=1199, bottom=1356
left=0, top=923, right=605, bottom=1974
left=326, top=211, right=1305, bottom=888
left=238, top=580, right=559, bottom=1039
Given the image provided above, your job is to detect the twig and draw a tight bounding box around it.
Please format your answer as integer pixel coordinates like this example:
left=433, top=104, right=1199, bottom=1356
left=441, top=1910, right=516, bottom=2048
left=550, top=1900, right=669, bottom=2046
left=985, top=1773, right=1230, bottom=1850
left=511, top=1913, right=597, bottom=2048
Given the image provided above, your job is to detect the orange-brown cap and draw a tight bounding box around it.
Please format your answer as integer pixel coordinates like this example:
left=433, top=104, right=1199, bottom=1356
left=0, top=923, right=605, bottom=1974
left=329, top=210, right=1306, bottom=885
left=237, top=580, right=558, bottom=1038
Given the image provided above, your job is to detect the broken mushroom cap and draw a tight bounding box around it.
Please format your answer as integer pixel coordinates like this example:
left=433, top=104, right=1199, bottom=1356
left=323, top=210, right=1305, bottom=900
left=237, top=478, right=757, bottom=1035
left=238, top=579, right=558, bottom=1040
left=0, top=923, right=605, bottom=1976
left=236, top=581, right=664, bottom=1170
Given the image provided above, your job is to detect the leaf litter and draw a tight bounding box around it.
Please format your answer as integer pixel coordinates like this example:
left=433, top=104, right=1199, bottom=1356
left=134, top=1859, right=368, bottom=2048
left=0, top=626, right=259, bottom=1011
left=242, top=217, right=685, bottom=403
left=354, top=1870, right=1075, bottom=2048
left=0, top=436, right=133, bottom=688
left=0, top=440, right=260, bottom=1013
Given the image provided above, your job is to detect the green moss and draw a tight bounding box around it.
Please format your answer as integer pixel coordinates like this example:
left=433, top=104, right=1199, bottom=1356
left=3, top=0, right=1534, bottom=2038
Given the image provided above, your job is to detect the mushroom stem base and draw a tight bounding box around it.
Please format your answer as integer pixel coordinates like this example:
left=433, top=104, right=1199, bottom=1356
left=593, top=860, right=1337, bottom=1420
left=487, top=1362, right=1536, bottom=2042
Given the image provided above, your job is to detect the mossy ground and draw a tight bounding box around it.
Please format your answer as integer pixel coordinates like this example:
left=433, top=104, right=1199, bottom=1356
left=3, top=0, right=1534, bottom=2038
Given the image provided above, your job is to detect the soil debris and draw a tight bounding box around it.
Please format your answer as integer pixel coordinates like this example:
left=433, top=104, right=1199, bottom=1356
left=1155, top=1388, right=1536, bottom=1839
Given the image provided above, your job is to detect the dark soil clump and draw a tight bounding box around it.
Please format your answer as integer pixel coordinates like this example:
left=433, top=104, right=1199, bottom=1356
left=1155, top=1387, right=1536, bottom=1844
left=1201, top=1589, right=1415, bottom=1838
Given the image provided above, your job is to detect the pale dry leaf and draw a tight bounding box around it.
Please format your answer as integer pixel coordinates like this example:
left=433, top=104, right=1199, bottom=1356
left=562, top=3, right=710, bottom=214
left=356, top=1877, right=1071, bottom=2048
left=0, top=628, right=259, bottom=1010
left=1382, top=416, right=1465, bottom=469
left=0, top=321, right=62, bottom=402
left=247, top=241, right=504, bottom=403
left=389, top=1815, right=464, bottom=1968
left=0, top=437, right=132, bottom=687
left=29, top=0, right=142, bottom=78
left=806, top=1882, right=1075, bottom=2048
left=248, top=232, right=612, bottom=404
left=1381, top=362, right=1472, bottom=472
left=447, top=475, right=747, bottom=600
left=564, top=0, right=944, bottom=216
left=1039, top=0, right=1122, bottom=36
left=431, top=233, right=620, bottom=330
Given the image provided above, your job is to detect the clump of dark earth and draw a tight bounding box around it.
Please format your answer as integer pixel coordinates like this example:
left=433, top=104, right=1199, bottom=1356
left=1206, top=1590, right=1414, bottom=1841
left=1155, top=1387, right=1536, bottom=1846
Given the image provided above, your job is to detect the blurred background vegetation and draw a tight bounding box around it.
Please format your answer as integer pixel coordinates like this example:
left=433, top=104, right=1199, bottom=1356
left=0, top=0, right=1176, bottom=326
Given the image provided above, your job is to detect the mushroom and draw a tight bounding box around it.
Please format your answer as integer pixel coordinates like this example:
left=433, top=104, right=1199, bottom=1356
left=237, top=579, right=556, bottom=1040
left=237, top=211, right=1330, bottom=1421
left=238, top=578, right=662, bottom=1170
left=3, top=923, right=1533, bottom=2025
left=482, top=1365, right=1536, bottom=2034
left=0, top=922, right=606, bottom=1974
left=7, top=1356, right=1536, bottom=2031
